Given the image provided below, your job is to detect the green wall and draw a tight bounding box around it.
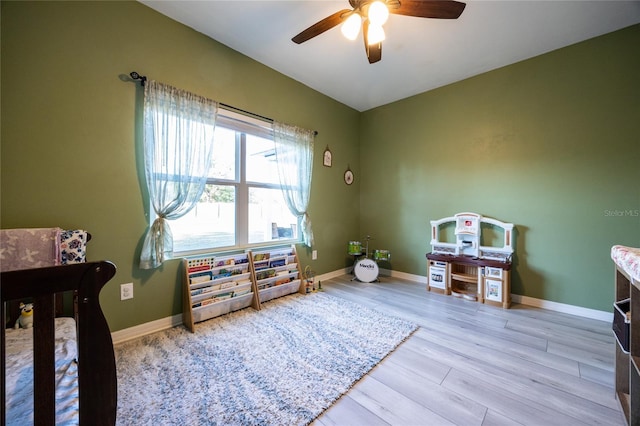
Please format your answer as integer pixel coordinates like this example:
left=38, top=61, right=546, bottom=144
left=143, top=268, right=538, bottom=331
left=2, top=2, right=638, bottom=330
left=360, top=24, right=640, bottom=312
left=1, top=1, right=360, bottom=331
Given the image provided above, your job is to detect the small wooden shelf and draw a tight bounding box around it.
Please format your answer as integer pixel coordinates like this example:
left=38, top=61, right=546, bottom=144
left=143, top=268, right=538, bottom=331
left=451, top=272, right=477, bottom=283
left=612, top=247, right=640, bottom=426
left=191, top=281, right=252, bottom=304
left=617, top=391, right=631, bottom=423
left=259, top=279, right=302, bottom=302
left=632, top=356, right=640, bottom=375
left=191, top=293, right=254, bottom=323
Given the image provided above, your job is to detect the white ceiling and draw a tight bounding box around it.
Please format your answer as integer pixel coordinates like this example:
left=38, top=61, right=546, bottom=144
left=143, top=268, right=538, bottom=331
left=140, top=0, right=640, bottom=112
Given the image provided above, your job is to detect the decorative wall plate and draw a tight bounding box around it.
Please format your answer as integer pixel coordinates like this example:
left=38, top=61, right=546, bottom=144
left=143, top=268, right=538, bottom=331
left=344, top=167, right=354, bottom=185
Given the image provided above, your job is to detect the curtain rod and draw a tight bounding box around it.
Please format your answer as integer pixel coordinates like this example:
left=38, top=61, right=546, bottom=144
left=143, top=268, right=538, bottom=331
left=129, top=71, right=318, bottom=136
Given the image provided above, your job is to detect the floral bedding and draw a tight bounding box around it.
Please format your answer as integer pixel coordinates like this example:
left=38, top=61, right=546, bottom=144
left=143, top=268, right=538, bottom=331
left=0, top=228, right=61, bottom=271
left=4, top=317, right=79, bottom=426
left=60, top=229, right=88, bottom=264
left=611, top=245, right=640, bottom=284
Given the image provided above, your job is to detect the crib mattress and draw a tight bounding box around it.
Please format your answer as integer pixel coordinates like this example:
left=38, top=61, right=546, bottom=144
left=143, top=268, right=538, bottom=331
left=612, top=245, right=640, bottom=284
left=4, top=317, right=79, bottom=426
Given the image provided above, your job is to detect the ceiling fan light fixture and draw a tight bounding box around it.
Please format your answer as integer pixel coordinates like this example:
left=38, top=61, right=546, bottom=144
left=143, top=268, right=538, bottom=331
left=368, top=1, right=389, bottom=26
left=367, top=23, right=385, bottom=45
left=341, top=13, right=362, bottom=40
left=291, top=0, right=467, bottom=64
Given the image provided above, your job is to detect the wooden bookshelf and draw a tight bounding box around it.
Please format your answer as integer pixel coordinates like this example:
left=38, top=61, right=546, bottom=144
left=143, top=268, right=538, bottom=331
left=613, top=261, right=640, bottom=426
left=182, top=245, right=303, bottom=332
left=249, top=245, right=303, bottom=304
left=182, top=251, right=258, bottom=333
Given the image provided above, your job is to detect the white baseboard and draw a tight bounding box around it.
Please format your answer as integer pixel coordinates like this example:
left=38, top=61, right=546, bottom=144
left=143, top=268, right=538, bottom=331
left=511, top=294, right=613, bottom=322
left=112, top=313, right=183, bottom=345
left=382, top=268, right=428, bottom=284
left=316, top=268, right=428, bottom=284
left=111, top=269, right=612, bottom=342
left=327, top=268, right=611, bottom=322
left=316, top=268, right=351, bottom=283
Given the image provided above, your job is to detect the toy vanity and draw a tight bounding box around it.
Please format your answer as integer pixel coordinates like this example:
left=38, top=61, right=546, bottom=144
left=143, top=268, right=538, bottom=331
left=426, top=212, right=514, bottom=308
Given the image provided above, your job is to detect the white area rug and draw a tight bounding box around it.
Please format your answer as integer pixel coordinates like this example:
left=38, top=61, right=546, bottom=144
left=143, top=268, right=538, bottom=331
left=115, top=292, right=417, bottom=425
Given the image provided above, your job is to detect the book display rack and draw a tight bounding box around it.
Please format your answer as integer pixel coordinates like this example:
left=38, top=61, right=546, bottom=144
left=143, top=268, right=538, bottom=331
left=182, top=245, right=302, bottom=332
left=249, top=246, right=302, bottom=304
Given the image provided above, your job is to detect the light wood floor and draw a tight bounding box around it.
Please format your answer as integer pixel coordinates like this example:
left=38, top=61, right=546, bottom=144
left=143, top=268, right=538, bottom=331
left=312, top=275, right=625, bottom=426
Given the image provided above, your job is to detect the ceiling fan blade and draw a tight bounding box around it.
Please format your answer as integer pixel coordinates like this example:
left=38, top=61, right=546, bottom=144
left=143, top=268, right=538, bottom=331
left=292, top=9, right=352, bottom=44
left=367, top=43, right=382, bottom=64
left=389, top=0, right=466, bottom=19
left=363, top=20, right=382, bottom=64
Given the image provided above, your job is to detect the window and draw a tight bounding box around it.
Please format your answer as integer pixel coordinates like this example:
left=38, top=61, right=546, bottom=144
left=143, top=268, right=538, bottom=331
left=170, top=111, right=299, bottom=253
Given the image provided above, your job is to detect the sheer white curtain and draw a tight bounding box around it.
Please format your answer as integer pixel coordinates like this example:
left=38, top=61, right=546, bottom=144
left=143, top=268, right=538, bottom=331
left=139, top=81, right=218, bottom=269
left=273, top=122, right=315, bottom=247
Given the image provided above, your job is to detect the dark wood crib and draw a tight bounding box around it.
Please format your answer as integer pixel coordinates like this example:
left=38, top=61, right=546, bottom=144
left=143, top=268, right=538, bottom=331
left=2, top=260, right=117, bottom=426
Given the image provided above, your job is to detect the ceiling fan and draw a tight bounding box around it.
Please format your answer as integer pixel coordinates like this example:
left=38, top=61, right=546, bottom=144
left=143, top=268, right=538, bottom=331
left=292, top=0, right=466, bottom=64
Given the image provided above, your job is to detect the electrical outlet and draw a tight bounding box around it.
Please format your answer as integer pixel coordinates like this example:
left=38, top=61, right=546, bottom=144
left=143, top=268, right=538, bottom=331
left=312, top=250, right=317, bottom=260
left=120, top=283, right=134, bottom=300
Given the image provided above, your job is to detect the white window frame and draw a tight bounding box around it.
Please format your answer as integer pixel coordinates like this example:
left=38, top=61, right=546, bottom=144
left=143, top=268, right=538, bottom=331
left=171, top=108, right=301, bottom=255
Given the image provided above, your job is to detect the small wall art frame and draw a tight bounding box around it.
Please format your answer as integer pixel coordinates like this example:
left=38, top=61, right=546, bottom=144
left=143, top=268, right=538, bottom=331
left=323, top=146, right=332, bottom=167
